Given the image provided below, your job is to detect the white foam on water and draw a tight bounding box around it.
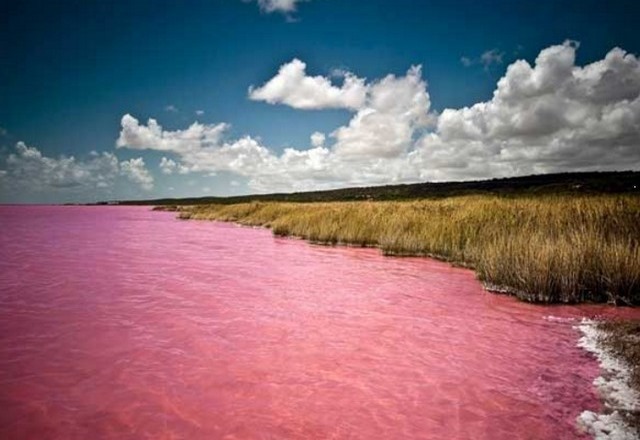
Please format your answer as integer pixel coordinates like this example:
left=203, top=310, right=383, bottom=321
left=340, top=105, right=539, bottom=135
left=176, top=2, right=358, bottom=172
left=577, top=411, right=636, bottom=440
left=575, top=319, right=639, bottom=440
left=544, top=315, right=576, bottom=323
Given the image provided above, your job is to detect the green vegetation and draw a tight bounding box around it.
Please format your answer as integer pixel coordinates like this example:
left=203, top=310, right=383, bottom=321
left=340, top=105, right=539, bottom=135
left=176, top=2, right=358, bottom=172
left=170, top=194, right=640, bottom=304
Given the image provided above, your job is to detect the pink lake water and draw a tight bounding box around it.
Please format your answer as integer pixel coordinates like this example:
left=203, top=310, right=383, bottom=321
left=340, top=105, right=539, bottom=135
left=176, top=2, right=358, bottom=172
left=1, top=206, right=639, bottom=439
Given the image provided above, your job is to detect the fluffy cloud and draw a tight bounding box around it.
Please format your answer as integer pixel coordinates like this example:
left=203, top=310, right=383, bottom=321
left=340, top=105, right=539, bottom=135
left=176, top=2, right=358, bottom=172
left=249, top=59, right=367, bottom=110
left=1, top=142, right=119, bottom=190
left=310, top=132, right=326, bottom=148
left=332, top=65, right=432, bottom=158
left=117, top=115, right=272, bottom=176
left=120, top=158, right=154, bottom=191
left=116, top=42, right=640, bottom=193
left=117, top=114, right=229, bottom=154
left=159, top=157, right=189, bottom=175
left=250, top=62, right=431, bottom=157
left=0, top=142, right=153, bottom=193
left=429, top=41, right=640, bottom=178
left=117, top=63, right=431, bottom=191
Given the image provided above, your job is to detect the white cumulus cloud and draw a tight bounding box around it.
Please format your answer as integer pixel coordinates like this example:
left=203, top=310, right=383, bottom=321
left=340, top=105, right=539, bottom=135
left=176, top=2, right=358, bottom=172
left=117, top=114, right=229, bottom=154
left=120, top=157, right=154, bottom=191
left=0, top=142, right=120, bottom=190
left=0, top=142, right=155, bottom=195
left=310, top=131, right=326, bottom=148
left=159, top=156, right=190, bottom=175
left=427, top=41, right=640, bottom=178
left=249, top=59, right=367, bottom=110
left=116, top=42, right=640, bottom=193
left=332, top=65, right=432, bottom=158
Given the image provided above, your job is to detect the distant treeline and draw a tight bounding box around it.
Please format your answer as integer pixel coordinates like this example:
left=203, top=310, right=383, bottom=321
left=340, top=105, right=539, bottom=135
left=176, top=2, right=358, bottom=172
left=106, top=171, right=640, bottom=206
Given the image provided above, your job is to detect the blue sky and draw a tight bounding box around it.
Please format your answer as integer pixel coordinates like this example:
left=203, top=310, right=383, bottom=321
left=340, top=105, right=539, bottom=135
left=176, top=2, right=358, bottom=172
left=1, top=0, right=639, bottom=203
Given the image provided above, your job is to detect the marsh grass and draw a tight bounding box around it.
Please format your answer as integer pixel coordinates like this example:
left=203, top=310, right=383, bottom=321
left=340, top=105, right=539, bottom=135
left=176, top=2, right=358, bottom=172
left=173, top=195, right=640, bottom=304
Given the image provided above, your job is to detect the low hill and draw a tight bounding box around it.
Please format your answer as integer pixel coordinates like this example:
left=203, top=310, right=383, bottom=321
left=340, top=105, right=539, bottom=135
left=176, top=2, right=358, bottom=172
left=108, top=171, right=640, bottom=205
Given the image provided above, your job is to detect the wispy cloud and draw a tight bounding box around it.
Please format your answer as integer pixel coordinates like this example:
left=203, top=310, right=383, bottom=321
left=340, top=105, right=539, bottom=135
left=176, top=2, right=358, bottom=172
left=460, top=56, right=473, bottom=67
left=245, top=0, right=309, bottom=21
left=479, top=49, right=504, bottom=69
left=164, top=104, right=178, bottom=113
left=461, top=48, right=505, bottom=70
left=253, top=0, right=307, bottom=14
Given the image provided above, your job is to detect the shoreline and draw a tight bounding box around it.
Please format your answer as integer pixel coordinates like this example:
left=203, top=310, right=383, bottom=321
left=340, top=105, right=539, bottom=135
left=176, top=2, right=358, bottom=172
left=162, top=196, right=640, bottom=305
left=577, top=320, right=640, bottom=439
left=157, top=200, right=640, bottom=436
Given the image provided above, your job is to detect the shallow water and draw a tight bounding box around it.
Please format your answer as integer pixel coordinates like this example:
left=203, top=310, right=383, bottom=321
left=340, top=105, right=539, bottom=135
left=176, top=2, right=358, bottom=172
left=1, top=206, right=639, bottom=439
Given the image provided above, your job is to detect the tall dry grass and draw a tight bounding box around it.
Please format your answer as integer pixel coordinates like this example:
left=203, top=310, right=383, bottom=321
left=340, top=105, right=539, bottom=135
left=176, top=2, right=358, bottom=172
left=174, top=195, right=640, bottom=304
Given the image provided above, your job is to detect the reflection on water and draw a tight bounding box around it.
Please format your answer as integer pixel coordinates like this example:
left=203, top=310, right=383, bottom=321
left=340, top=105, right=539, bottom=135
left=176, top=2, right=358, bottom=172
left=1, top=206, right=638, bottom=439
